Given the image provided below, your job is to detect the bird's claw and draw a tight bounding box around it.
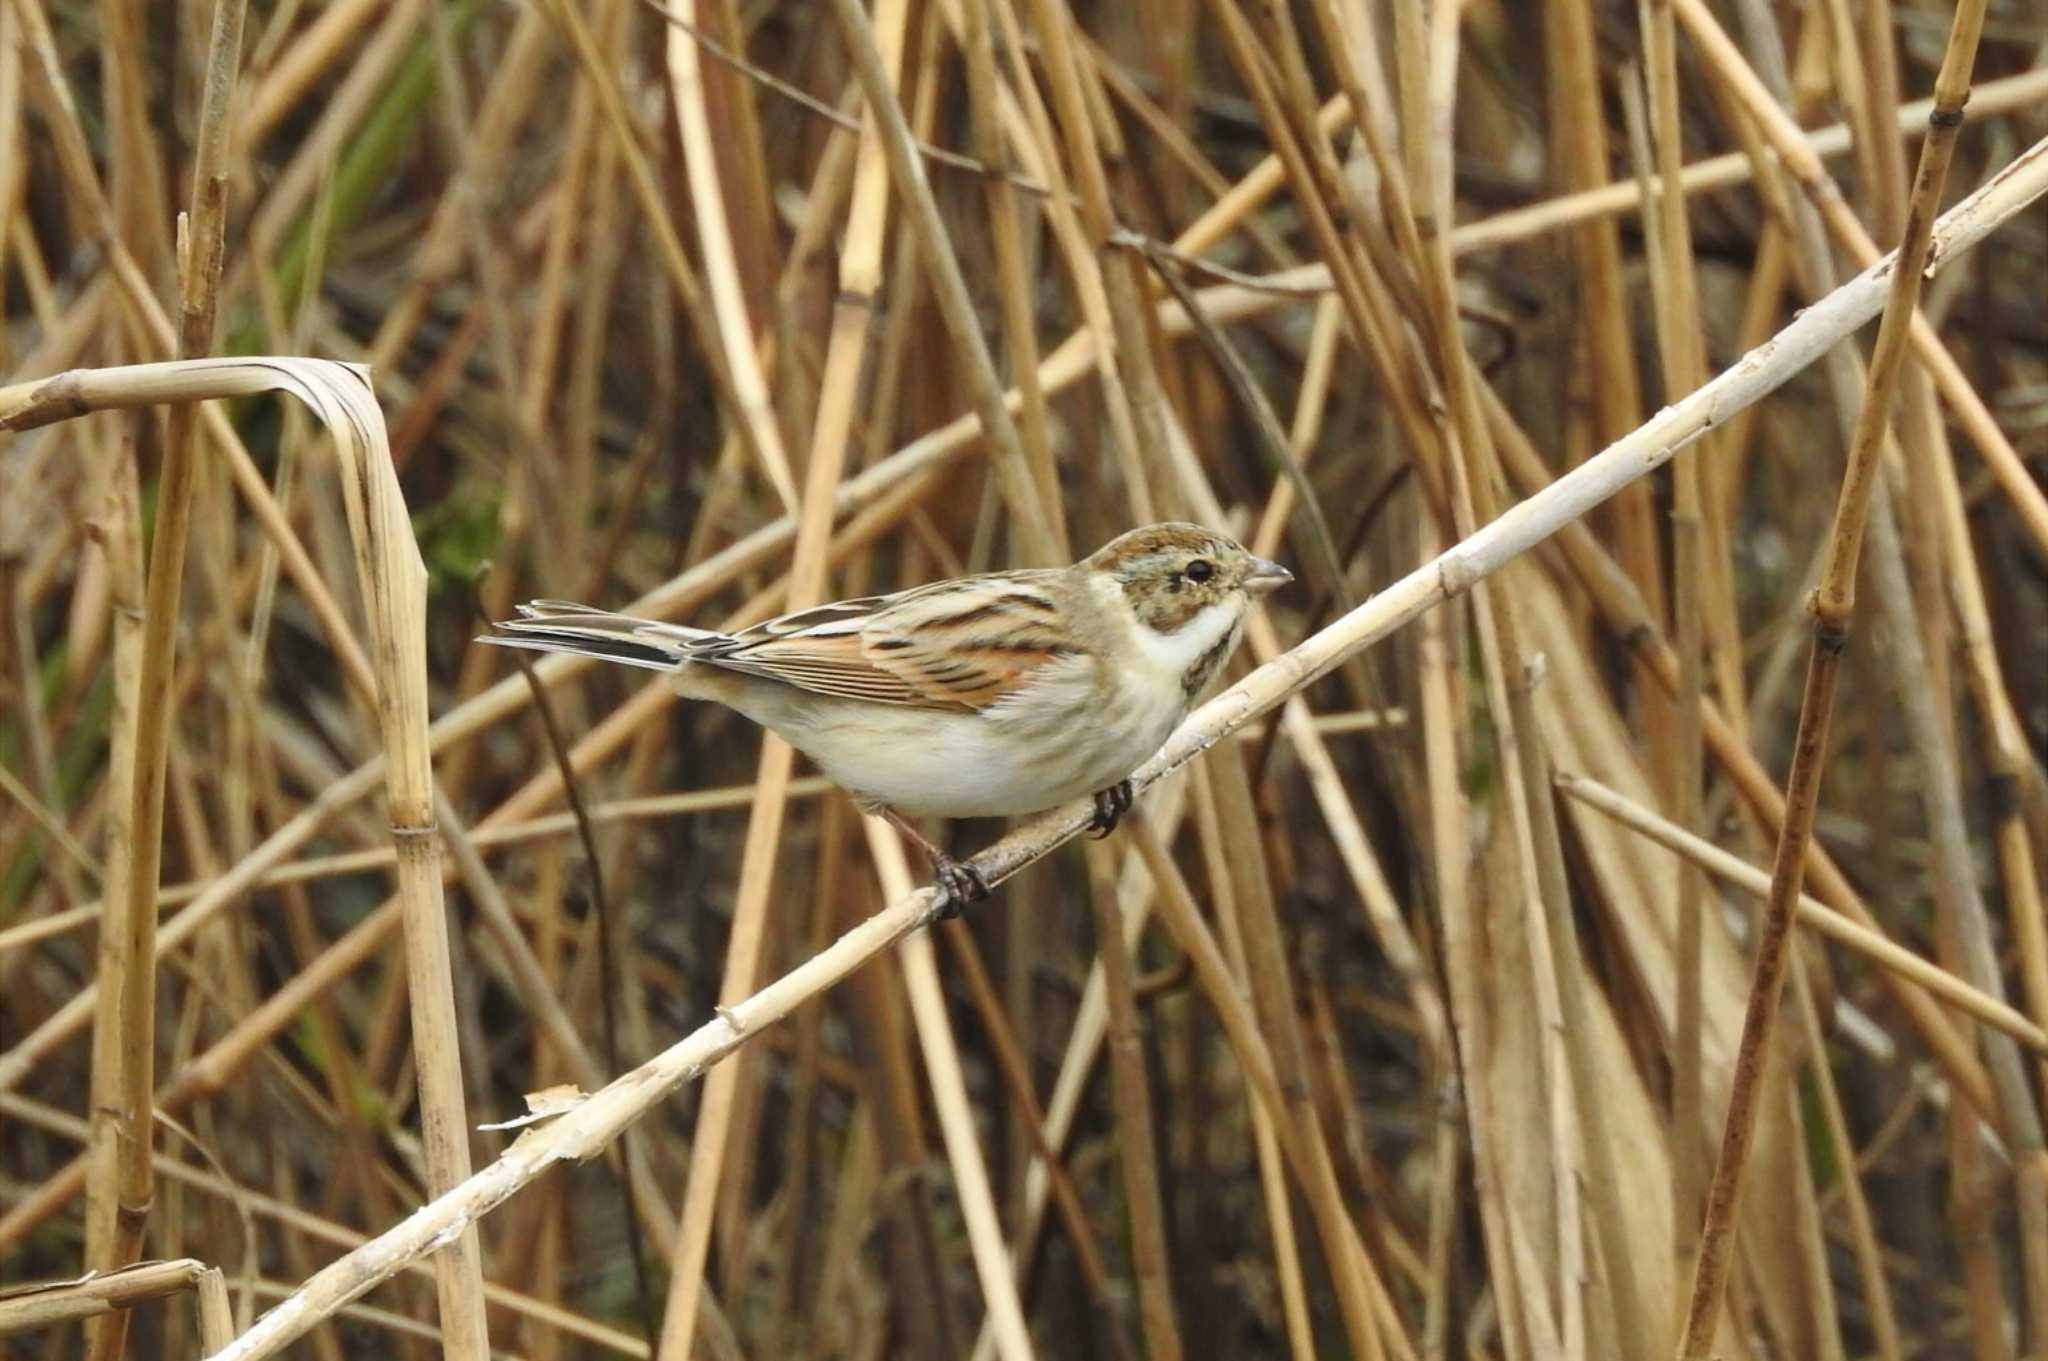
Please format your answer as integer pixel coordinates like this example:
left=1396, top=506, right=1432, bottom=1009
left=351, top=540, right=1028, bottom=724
left=1089, top=779, right=1135, bottom=838
left=931, top=855, right=991, bottom=921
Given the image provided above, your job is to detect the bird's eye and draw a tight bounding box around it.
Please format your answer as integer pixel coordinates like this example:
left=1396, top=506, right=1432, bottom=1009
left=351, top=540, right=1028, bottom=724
left=1184, top=559, right=1215, bottom=583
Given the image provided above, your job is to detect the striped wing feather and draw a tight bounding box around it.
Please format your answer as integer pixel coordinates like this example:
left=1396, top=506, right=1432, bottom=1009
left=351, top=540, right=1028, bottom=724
left=703, top=570, right=1083, bottom=711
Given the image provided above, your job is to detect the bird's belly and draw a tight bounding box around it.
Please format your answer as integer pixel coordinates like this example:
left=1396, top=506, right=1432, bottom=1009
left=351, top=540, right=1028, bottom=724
left=777, top=686, right=1182, bottom=821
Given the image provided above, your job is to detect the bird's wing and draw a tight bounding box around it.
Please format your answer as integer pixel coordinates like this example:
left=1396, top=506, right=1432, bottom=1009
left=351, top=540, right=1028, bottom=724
left=704, top=570, right=1087, bottom=711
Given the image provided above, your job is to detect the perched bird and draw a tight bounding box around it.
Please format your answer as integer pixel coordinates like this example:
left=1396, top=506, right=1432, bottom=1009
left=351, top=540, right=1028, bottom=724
left=484, top=522, right=1292, bottom=913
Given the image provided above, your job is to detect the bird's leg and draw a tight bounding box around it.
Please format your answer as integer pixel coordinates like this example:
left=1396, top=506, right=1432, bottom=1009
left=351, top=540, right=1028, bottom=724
left=1088, top=778, right=1135, bottom=838
left=880, top=807, right=988, bottom=920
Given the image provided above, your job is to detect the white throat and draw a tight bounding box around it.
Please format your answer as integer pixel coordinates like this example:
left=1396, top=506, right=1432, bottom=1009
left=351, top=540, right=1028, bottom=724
left=1133, top=600, right=1243, bottom=678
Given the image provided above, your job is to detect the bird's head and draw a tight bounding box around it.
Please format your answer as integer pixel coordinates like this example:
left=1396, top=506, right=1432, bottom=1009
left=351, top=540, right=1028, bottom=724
left=1082, top=522, right=1293, bottom=636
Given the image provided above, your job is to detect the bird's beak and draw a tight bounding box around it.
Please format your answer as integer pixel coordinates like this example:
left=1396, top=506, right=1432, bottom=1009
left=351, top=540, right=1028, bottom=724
left=1246, top=558, right=1294, bottom=594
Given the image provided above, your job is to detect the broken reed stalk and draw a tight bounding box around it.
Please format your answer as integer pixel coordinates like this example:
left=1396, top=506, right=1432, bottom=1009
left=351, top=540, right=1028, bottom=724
left=333, top=410, right=492, bottom=1359
left=0, top=357, right=487, bottom=1359
left=0, top=1256, right=232, bottom=1348
left=1672, top=4, right=1989, bottom=1356
left=186, top=145, right=2048, bottom=1358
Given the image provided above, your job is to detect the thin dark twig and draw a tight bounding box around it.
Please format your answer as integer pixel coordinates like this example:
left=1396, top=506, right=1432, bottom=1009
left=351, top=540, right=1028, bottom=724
left=1136, top=246, right=1333, bottom=297
left=1249, top=462, right=1409, bottom=787
left=1120, top=225, right=1404, bottom=789
left=469, top=571, right=656, bottom=1348
left=637, top=0, right=1053, bottom=196
left=1115, top=229, right=1354, bottom=603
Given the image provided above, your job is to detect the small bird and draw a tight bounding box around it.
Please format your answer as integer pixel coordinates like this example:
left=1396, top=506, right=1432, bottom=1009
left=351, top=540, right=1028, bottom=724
left=484, top=522, right=1292, bottom=913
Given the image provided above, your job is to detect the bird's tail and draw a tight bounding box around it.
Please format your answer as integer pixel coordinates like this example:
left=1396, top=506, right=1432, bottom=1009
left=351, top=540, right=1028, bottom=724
left=480, top=601, right=723, bottom=672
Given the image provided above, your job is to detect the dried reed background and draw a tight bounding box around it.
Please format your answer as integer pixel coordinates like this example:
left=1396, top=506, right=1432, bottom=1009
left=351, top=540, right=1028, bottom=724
left=2, top=0, right=2046, bottom=1357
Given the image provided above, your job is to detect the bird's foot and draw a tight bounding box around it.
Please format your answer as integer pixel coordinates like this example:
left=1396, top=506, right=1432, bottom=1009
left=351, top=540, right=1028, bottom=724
left=1089, top=779, right=1135, bottom=838
left=930, top=853, right=991, bottom=921
left=879, top=806, right=991, bottom=920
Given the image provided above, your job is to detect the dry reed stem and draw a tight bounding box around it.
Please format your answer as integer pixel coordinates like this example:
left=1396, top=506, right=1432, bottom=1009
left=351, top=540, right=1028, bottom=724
left=667, top=6, right=799, bottom=514
left=1125, top=810, right=1388, bottom=1310
left=1540, top=0, right=1654, bottom=589
left=1179, top=802, right=1316, bottom=1361
left=933, top=921, right=1126, bottom=1324
left=1792, top=15, right=2048, bottom=1290
left=79, top=438, right=145, bottom=1300
left=966, top=780, right=1194, bottom=1361
left=828, top=0, right=1057, bottom=561
left=1555, top=772, right=2045, bottom=1053
left=1083, top=836, right=1184, bottom=1361
left=828, top=32, right=1045, bottom=1360
left=82, top=8, right=251, bottom=1349
left=1786, top=950, right=1905, bottom=1361
left=329, top=373, right=491, bottom=1357
left=960, top=0, right=1062, bottom=554
left=1019, top=0, right=1176, bottom=509
left=1631, top=1, right=1715, bottom=1325
left=1482, top=368, right=2006, bottom=1121
left=530, top=0, right=767, bottom=500
left=1408, top=10, right=1606, bottom=1352
left=1411, top=510, right=1473, bottom=1361
left=868, top=823, right=1037, bottom=1361
left=1674, top=5, right=1990, bottom=1354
